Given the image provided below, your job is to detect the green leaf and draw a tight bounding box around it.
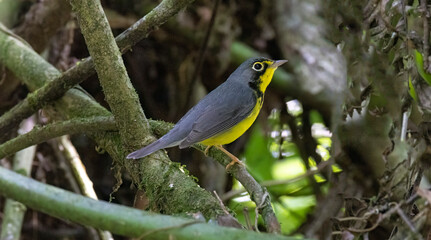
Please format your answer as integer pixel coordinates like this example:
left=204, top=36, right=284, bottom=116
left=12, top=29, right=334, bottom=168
left=275, top=195, right=316, bottom=234
left=409, top=75, right=418, bottom=102
left=269, top=156, right=311, bottom=195
left=309, top=110, right=324, bottom=124
left=244, top=124, right=276, bottom=181
left=414, top=49, right=431, bottom=86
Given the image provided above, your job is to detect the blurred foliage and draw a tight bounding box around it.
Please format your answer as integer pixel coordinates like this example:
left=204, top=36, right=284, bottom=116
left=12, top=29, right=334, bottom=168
left=415, top=50, right=431, bottom=86
left=3, top=0, right=431, bottom=239
left=0, top=0, right=304, bottom=238
left=228, top=102, right=332, bottom=234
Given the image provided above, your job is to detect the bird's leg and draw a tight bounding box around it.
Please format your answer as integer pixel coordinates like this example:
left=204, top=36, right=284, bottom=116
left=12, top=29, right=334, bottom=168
left=214, top=145, right=244, bottom=170
left=204, top=145, right=213, bottom=156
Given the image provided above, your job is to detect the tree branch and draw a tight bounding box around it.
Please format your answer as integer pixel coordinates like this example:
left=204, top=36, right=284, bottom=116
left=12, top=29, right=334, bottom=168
left=0, top=117, right=116, bottom=159
left=69, top=0, right=148, bottom=151
left=0, top=117, right=281, bottom=232
left=0, top=166, right=302, bottom=240
left=57, top=136, right=113, bottom=240
left=0, top=0, right=196, bottom=139
left=0, top=3, right=282, bottom=230
left=68, top=0, right=243, bottom=226
left=0, top=117, right=36, bottom=240
left=0, top=21, right=229, bottom=222
left=0, top=115, right=281, bottom=232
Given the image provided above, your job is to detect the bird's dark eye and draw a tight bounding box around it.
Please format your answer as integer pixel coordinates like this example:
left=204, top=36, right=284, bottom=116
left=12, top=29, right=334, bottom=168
left=252, top=62, right=264, bottom=71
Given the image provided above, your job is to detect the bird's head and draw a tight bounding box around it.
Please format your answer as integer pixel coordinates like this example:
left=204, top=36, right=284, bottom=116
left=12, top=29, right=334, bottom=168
left=230, top=57, right=287, bottom=95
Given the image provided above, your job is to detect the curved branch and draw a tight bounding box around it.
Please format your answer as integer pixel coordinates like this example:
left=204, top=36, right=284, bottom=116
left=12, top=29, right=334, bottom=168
left=146, top=121, right=281, bottom=233
left=0, top=0, right=197, bottom=139
left=0, top=116, right=116, bottom=159
left=68, top=1, right=241, bottom=226
left=0, top=22, right=228, bottom=222
left=0, top=113, right=281, bottom=232
left=0, top=5, right=281, bottom=229
left=0, top=166, right=299, bottom=240
left=69, top=0, right=145, bottom=150
left=0, top=117, right=36, bottom=240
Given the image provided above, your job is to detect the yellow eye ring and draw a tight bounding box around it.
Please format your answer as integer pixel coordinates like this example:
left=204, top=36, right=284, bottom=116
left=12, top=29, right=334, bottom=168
left=252, top=62, right=264, bottom=71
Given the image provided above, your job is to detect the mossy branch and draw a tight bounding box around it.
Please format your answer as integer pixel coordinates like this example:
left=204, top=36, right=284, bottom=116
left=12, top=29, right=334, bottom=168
left=0, top=113, right=280, bottom=232
left=67, top=0, right=239, bottom=225
left=0, top=6, right=294, bottom=142
left=0, top=0, right=281, bottom=231
left=69, top=0, right=148, bottom=151
left=0, top=0, right=196, bottom=138
left=57, top=136, right=113, bottom=240
left=0, top=117, right=116, bottom=159
left=0, top=117, right=36, bottom=240
left=193, top=145, right=281, bottom=233
left=0, top=166, right=302, bottom=240
left=0, top=149, right=35, bottom=240
left=0, top=20, right=228, bottom=222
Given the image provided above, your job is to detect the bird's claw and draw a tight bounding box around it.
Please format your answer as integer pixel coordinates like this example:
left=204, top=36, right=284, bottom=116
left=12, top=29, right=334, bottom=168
left=225, top=157, right=244, bottom=170
left=204, top=145, right=212, bottom=156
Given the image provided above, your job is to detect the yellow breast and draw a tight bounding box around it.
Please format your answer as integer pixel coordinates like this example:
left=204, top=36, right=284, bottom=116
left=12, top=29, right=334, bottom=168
left=200, top=60, right=277, bottom=146
left=201, top=98, right=263, bottom=146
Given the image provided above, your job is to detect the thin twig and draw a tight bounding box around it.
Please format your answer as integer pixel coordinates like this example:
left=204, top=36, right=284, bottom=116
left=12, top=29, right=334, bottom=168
left=53, top=136, right=114, bottom=240
left=345, top=215, right=383, bottom=233
left=395, top=207, right=418, bottom=234
left=254, top=191, right=269, bottom=232
left=243, top=207, right=253, bottom=230
left=183, top=0, right=220, bottom=110
left=0, top=116, right=117, bottom=159
left=0, top=0, right=197, bottom=139
left=213, top=191, right=230, bottom=215
left=0, top=116, right=36, bottom=240
left=342, top=197, right=422, bottom=236
left=261, top=160, right=330, bottom=187
left=335, top=216, right=372, bottom=222
left=221, top=160, right=329, bottom=201
left=0, top=23, right=31, bottom=48
left=193, top=143, right=281, bottom=233
left=59, top=136, right=98, bottom=199
left=377, top=0, right=405, bottom=39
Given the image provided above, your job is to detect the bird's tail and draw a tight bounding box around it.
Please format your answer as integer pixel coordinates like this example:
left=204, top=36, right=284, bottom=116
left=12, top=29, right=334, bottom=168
left=126, top=131, right=184, bottom=159
left=126, top=139, right=165, bottom=159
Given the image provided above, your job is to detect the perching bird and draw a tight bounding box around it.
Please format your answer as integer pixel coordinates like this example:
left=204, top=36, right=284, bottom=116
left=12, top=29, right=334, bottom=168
left=127, top=57, right=287, bottom=168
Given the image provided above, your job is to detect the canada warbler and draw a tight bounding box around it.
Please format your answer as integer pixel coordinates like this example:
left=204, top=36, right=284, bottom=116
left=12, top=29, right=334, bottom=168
left=127, top=57, right=287, bottom=167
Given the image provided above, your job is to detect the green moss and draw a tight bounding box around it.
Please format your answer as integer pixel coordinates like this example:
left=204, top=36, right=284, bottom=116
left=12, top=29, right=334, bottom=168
left=14, top=168, right=27, bottom=176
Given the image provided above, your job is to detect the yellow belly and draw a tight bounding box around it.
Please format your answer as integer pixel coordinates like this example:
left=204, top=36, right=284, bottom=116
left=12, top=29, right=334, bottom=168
left=201, top=98, right=263, bottom=146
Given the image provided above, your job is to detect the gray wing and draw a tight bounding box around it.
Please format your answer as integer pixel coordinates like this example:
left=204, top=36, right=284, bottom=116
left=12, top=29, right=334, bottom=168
left=179, top=89, right=256, bottom=148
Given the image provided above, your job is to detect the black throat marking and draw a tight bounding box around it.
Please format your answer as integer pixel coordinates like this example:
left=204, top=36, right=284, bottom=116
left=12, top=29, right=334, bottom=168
left=248, top=79, right=263, bottom=99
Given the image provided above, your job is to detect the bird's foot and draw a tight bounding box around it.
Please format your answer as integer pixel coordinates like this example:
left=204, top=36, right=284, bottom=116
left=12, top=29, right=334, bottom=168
left=214, top=145, right=244, bottom=170
left=204, top=145, right=213, bottom=156
left=225, top=157, right=244, bottom=170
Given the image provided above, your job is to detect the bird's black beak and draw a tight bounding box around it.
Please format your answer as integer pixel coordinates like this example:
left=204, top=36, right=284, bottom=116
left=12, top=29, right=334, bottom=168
left=270, top=60, right=288, bottom=68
